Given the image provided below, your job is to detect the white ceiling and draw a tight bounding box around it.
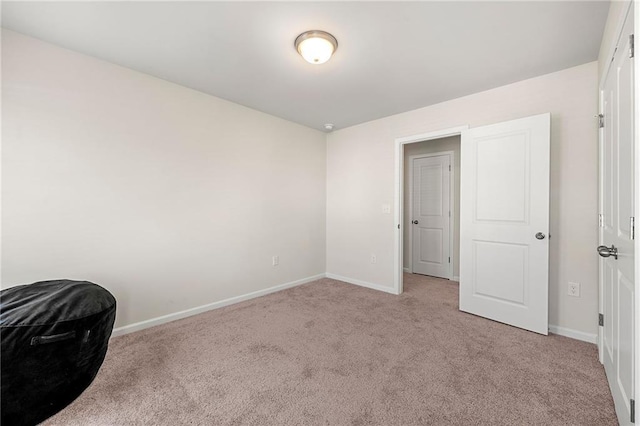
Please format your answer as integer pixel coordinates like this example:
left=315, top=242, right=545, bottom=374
left=2, top=1, right=609, bottom=131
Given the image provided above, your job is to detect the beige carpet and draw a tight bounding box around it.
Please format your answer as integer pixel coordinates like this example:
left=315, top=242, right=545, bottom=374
left=44, top=274, right=617, bottom=425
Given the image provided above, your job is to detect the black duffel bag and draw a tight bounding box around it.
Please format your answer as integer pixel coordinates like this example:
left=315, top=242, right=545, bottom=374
left=1, top=280, right=116, bottom=425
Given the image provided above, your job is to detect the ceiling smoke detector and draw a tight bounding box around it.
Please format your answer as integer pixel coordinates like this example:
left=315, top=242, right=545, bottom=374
left=295, top=30, right=338, bottom=65
left=324, top=123, right=335, bottom=132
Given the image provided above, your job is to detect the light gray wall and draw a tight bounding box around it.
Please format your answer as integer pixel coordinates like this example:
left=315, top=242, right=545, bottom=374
left=403, top=136, right=460, bottom=278
left=2, top=28, right=604, bottom=339
left=1, top=30, right=327, bottom=329
left=327, top=62, right=599, bottom=336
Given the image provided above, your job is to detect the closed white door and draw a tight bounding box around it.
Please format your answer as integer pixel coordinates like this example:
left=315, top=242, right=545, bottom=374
left=411, top=154, right=452, bottom=279
left=600, top=8, right=635, bottom=424
left=460, top=113, right=550, bottom=335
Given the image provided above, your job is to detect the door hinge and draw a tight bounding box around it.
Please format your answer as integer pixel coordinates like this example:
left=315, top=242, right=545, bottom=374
left=449, top=164, right=451, bottom=172
left=630, top=34, right=635, bottom=59
left=631, top=398, right=635, bottom=423
left=599, top=214, right=604, bottom=228
left=598, top=313, right=604, bottom=327
left=598, top=114, right=605, bottom=128
left=397, top=224, right=400, bottom=230
left=448, top=256, right=451, bottom=263
left=631, top=217, right=635, bottom=240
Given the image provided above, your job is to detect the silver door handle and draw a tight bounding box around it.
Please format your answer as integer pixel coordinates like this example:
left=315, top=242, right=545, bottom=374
left=412, top=220, right=419, bottom=225
left=535, top=232, right=545, bottom=240
left=597, top=245, right=618, bottom=260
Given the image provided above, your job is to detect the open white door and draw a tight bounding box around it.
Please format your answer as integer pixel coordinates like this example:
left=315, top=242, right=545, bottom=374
left=599, top=6, right=635, bottom=424
left=460, top=113, right=550, bottom=335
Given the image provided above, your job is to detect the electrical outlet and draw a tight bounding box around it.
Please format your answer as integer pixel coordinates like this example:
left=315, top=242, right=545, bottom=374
left=272, top=256, right=279, bottom=267
left=382, top=204, right=391, bottom=214
left=568, top=282, right=580, bottom=297
left=371, top=254, right=377, bottom=264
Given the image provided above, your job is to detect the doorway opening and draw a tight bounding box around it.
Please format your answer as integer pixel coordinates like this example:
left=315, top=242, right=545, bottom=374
left=394, top=115, right=551, bottom=336
left=393, top=125, right=467, bottom=294
left=403, top=137, right=460, bottom=282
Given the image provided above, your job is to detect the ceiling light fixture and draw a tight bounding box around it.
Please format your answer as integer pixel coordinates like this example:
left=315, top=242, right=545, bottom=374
left=295, top=30, right=338, bottom=65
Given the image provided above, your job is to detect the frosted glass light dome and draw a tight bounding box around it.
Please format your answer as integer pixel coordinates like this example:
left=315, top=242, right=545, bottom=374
left=295, top=30, right=338, bottom=65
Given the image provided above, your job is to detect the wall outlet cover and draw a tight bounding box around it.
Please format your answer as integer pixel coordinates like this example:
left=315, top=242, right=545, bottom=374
left=568, top=282, right=580, bottom=297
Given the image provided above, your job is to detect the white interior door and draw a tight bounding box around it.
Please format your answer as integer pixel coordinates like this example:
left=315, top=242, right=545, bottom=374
left=459, top=113, right=550, bottom=335
left=411, top=154, right=452, bottom=279
left=600, top=7, right=635, bottom=424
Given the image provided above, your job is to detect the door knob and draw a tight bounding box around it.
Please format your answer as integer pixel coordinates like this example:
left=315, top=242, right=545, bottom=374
left=412, top=220, right=419, bottom=225
left=535, top=232, right=546, bottom=240
left=597, top=245, right=618, bottom=260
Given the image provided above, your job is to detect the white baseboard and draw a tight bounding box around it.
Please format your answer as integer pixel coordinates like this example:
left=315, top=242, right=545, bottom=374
left=111, top=273, right=326, bottom=337
left=452, top=276, right=460, bottom=282
left=403, top=267, right=411, bottom=273
left=548, top=324, right=597, bottom=344
left=112, top=274, right=592, bottom=346
left=325, top=273, right=399, bottom=295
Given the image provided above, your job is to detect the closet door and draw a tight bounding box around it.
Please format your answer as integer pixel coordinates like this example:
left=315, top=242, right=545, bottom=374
left=599, top=7, right=635, bottom=424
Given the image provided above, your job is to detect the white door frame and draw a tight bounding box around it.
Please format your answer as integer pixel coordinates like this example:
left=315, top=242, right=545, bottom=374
left=394, top=125, right=468, bottom=295
left=597, top=0, right=639, bottom=416
left=598, top=85, right=606, bottom=364
left=636, top=1, right=640, bottom=416
left=407, top=151, right=455, bottom=280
